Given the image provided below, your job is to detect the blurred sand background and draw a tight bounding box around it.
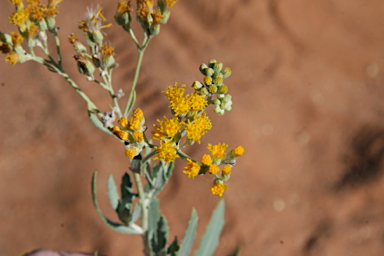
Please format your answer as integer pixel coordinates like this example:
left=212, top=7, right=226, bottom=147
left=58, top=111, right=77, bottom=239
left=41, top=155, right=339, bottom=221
left=2, top=0, right=384, bottom=255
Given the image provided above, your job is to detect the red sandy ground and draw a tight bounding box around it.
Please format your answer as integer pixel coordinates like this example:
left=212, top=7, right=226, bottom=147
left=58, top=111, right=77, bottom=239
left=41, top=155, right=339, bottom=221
left=1, top=1, right=384, bottom=255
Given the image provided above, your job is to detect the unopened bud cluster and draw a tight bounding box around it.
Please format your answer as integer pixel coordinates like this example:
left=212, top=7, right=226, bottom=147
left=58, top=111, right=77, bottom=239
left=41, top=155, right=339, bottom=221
left=70, top=7, right=117, bottom=80
left=195, top=59, right=233, bottom=115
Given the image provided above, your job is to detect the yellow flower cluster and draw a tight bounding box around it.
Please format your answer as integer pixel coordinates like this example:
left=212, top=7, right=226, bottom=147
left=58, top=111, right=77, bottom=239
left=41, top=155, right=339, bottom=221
left=1, top=0, right=64, bottom=65
left=184, top=143, right=244, bottom=197
left=151, top=82, right=212, bottom=164
left=110, top=108, right=147, bottom=160
left=114, top=0, right=178, bottom=36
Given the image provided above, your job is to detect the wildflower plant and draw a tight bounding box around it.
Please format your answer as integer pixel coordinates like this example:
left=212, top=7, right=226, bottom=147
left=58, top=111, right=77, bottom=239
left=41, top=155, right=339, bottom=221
left=1, top=0, right=244, bottom=255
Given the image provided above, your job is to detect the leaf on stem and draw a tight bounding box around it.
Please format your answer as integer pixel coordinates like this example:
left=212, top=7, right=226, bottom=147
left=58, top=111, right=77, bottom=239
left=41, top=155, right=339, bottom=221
left=92, top=171, right=143, bottom=235
left=194, top=199, right=225, bottom=256
left=177, top=208, right=198, bottom=256
left=107, top=174, right=120, bottom=210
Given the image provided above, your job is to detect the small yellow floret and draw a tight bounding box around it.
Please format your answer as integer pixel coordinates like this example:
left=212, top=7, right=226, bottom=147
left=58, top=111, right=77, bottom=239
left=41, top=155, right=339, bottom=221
left=133, top=131, right=143, bottom=142
left=164, top=0, right=177, bottom=8
left=5, top=52, right=18, bottom=65
left=11, top=32, right=23, bottom=45
left=222, top=165, right=232, bottom=175
left=129, top=117, right=141, bottom=131
left=208, top=142, right=228, bottom=159
left=118, top=116, right=129, bottom=129
left=188, top=93, right=207, bottom=111
left=185, top=113, right=212, bottom=143
left=201, top=154, right=212, bottom=166
left=9, top=9, right=29, bottom=26
left=125, top=147, right=137, bottom=159
left=211, top=183, right=228, bottom=197
left=162, top=82, right=185, bottom=103
left=118, top=131, right=129, bottom=140
left=154, top=141, right=178, bottom=164
left=183, top=158, right=200, bottom=179
left=133, top=108, right=144, bottom=120
left=10, top=0, right=23, bottom=4
left=209, top=164, right=219, bottom=175
left=233, top=146, right=245, bottom=156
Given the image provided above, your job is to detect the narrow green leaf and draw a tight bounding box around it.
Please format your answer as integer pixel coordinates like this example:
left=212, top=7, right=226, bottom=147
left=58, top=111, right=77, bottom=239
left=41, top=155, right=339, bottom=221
left=88, top=109, right=114, bottom=136
left=177, top=208, right=198, bottom=256
left=107, top=174, right=120, bottom=210
left=194, top=200, right=225, bottom=256
left=148, top=198, right=161, bottom=234
left=91, top=171, right=143, bottom=235
left=167, top=236, right=179, bottom=256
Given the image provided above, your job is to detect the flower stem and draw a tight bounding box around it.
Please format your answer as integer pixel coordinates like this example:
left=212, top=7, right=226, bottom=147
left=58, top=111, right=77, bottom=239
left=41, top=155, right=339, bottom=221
left=123, top=36, right=152, bottom=117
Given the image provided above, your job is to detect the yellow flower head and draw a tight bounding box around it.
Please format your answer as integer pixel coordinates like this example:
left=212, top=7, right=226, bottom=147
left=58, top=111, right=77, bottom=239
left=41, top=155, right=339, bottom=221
left=132, top=108, right=145, bottom=121
left=208, top=164, right=219, bottom=175
left=0, top=43, right=12, bottom=54
left=222, top=165, right=232, bottom=175
left=201, top=154, right=212, bottom=166
left=100, top=44, right=115, bottom=56
left=233, top=145, right=245, bottom=157
left=185, top=113, right=212, bottom=143
left=11, top=32, right=23, bottom=45
left=183, top=158, right=200, bottom=179
left=118, top=116, right=129, bottom=129
left=162, top=82, right=185, bottom=104
left=154, top=116, right=183, bottom=140
left=151, top=9, right=163, bottom=25
left=125, top=147, right=138, bottom=159
left=171, top=96, right=190, bottom=116
left=211, top=183, right=228, bottom=197
left=27, top=2, right=46, bottom=21
left=9, top=9, right=29, bottom=27
left=208, top=142, right=228, bottom=160
left=154, top=141, right=178, bottom=164
left=10, top=0, right=23, bottom=5
left=5, top=51, right=18, bottom=65
left=187, top=93, right=207, bottom=111
left=132, top=131, right=143, bottom=142
left=129, top=117, right=141, bottom=131
left=152, top=124, right=166, bottom=140
left=117, top=0, right=132, bottom=14
left=163, top=0, right=177, bottom=8
left=28, top=23, right=39, bottom=38
left=117, top=130, right=129, bottom=141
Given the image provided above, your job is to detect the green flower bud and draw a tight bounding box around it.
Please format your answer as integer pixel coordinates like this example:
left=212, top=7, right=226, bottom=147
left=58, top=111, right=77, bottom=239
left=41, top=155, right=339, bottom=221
left=209, top=85, right=217, bottom=93
left=208, top=59, right=217, bottom=68
left=213, top=73, right=223, bottom=85
left=200, top=88, right=208, bottom=96
left=205, top=68, right=214, bottom=77
left=92, top=30, right=104, bottom=44
left=46, top=16, right=56, bottom=31
left=199, top=63, right=208, bottom=75
left=102, top=55, right=115, bottom=68
left=192, top=81, right=203, bottom=90
left=214, top=104, right=224, bottom=115
left=213, top=62, right=223, bottom=73
left=161, top=10, right=171, bottom=24
left=0, top=32, right=12, bottom=44
left=74, top=42, right=87, bottom=53
left=218, top=85, right=228, bottom=94
left=222, top=67, right=232, bottom=79
left=38, top=19, right=48, bottom=31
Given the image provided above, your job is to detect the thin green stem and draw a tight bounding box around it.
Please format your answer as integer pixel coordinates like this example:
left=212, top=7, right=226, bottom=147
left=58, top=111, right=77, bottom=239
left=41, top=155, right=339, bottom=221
left=133, top=172, right=148, bottom=232
left=123, top=36, right=152, bottom=117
